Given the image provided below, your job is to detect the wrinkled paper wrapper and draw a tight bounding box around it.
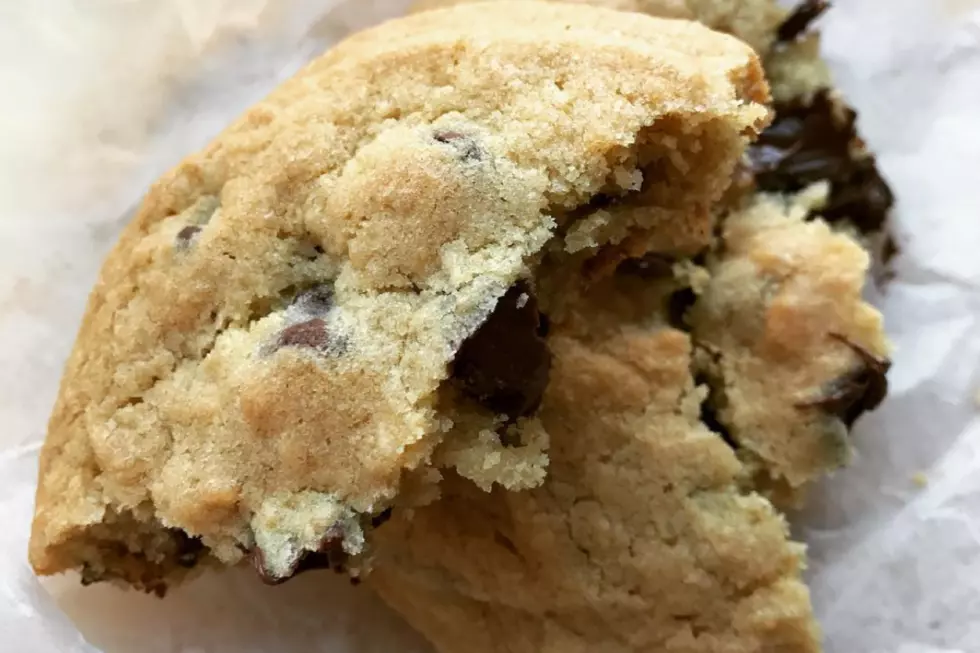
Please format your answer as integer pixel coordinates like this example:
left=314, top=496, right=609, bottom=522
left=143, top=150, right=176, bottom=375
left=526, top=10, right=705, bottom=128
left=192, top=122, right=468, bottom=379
left=1, top=1, right=978, bottom=651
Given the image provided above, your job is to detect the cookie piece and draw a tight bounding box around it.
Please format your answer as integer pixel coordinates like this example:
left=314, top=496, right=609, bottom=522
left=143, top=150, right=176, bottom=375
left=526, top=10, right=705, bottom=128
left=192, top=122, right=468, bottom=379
left=414, top=0, right=894, bottom=240
left=371, top=261, right=822, bottom=652
left=690, top=189, right=889, bottom=505
left=411, top=0, right=894, bottom=500
left=29, top=2, right=768, bottom=592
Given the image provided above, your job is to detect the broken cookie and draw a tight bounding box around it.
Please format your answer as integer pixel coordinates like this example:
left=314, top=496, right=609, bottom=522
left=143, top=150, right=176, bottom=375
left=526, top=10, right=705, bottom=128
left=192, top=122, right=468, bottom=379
left=30, top=1, right=769, bottom=595
left=416, top=0, right=894, bottom=499
left=363, top=1, right=894, bottom=652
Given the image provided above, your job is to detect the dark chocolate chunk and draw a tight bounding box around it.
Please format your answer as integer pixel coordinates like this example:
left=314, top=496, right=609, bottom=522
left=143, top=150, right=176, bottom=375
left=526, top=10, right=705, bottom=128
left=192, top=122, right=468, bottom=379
left=176, top=225, right=202, bottom=246
left=433, top=129, right=482, bottom=161
left=537, top=312, right=551, bottom=338
left=170, top=529, right=206, bottom=569
left=796, top=334, right=890, bottom=427
left=777, top=0, right=830, bottom=43
left=747, top=90, right=894, bottom=233
left=277, top=318, right=329, bottom=350
left=451, top=281, right=552, bottom=421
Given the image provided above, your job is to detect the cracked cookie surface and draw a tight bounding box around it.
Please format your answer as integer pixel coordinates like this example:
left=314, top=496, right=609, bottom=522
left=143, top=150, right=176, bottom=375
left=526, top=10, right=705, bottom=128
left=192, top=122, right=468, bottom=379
left=30, top=1, right=768, bottom=592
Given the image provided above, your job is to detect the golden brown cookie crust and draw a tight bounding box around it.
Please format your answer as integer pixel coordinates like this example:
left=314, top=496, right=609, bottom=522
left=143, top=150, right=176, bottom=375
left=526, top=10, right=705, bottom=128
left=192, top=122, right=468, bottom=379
left=30, top=1, right=768, bottom=591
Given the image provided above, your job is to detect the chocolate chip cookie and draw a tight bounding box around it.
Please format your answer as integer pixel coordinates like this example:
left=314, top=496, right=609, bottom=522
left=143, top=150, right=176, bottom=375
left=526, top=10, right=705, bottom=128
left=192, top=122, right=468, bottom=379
left=365, top=1, right=892, bottom=652
left=413, top=0, right=893, bottom=504
left=29, top=1, right=771, bottom=595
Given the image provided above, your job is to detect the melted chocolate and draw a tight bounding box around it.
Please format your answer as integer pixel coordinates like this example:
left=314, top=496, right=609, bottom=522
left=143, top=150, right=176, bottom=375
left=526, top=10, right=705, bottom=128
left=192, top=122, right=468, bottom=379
left=748, top=91, right=894, bottom=233
left=175, top=225, right=202, bottom=246
left=796, top=334, right=890, bottom=427
left=452, top=281, right=552, bottom=421
left=277, top=318, right=329, bottom=350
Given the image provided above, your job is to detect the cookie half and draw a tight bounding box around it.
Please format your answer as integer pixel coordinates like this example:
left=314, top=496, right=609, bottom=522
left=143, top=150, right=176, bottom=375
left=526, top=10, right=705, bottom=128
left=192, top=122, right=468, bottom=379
left=366, top=2, right=892, bottom=652
left=413, top=0, right=893, bottom=504
left=30, top=1, right=768, bottom=594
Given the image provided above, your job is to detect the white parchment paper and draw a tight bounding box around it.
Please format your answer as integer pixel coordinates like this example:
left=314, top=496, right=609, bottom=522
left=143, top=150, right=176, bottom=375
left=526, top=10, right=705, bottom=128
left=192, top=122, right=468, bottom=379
left=1, top=1, right=979, bottom=651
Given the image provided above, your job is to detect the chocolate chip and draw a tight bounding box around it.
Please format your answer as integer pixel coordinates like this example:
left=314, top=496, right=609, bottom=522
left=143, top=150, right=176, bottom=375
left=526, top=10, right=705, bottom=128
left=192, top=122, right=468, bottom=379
left=433, top=129, right=482, bottom=161
left=747, top=90, right=894, bottom=233
left=777, top=0, right=830, bottom=43
left=796, top=334, right=890, bottom=427
left=537, top=312, right=551, bottom=338
left=269, top=286, right=347, bottom=355
left=452, top=281, right=552, bottom=421
left=176, top=225, right=202, bottom=246
left=277, top=318, right=329, bottom=350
